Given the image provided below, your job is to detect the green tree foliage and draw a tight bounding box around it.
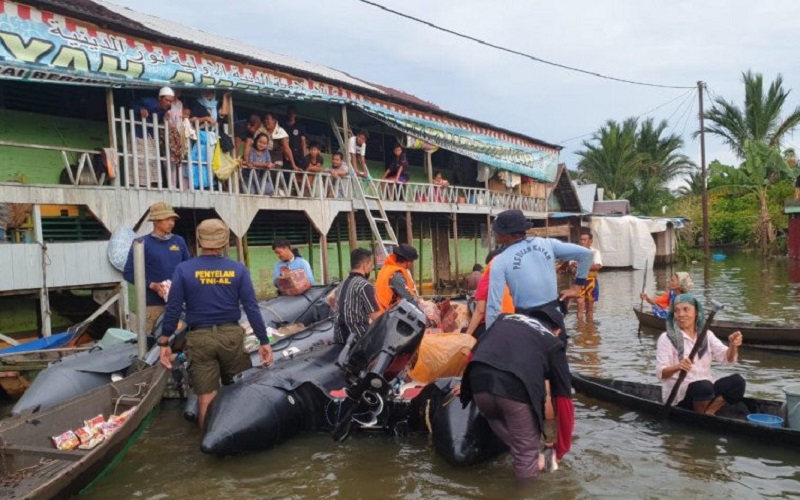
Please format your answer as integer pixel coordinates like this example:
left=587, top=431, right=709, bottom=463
left=704, top=71, right=800, bottom=158
left=710, top=140, right=795, bottom=254
left=576, top=117, right=694, bottom=214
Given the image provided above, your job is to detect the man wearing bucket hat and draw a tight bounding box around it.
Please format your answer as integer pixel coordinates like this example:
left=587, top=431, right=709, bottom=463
left=123, top=201, right=190, bottom=334
left=159, top=219, right=273, bottom=429
left=656, top=294, right=744, bottom=415
left=486, top=210, right=592, bottom=343
left=375, top=243, right=420, bottom=311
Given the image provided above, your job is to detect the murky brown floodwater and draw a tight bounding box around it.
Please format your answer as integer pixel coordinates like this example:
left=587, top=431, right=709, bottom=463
left=82, top=252, right=800, bottom=499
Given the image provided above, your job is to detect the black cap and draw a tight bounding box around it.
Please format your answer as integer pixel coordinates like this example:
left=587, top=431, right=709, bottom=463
left=525, top=303, right=566, bottom=334
left=393, top=244, right=419, bottom=261
left=492, top=210, right=533, bottom=235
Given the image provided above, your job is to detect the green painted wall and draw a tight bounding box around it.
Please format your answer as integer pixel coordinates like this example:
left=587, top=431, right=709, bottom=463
left=0, top=109, right=108, bottom=184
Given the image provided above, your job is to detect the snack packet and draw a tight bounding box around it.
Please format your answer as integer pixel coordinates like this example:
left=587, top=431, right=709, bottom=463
left=104, top=414, right=126, bottom=437
left=84, top=414, right=106, bottom=434
left=75, top=425, right=96, bottom=444
left=78, top=433, right=104, bottom=450
left=52, top=430, right=80, bottom=450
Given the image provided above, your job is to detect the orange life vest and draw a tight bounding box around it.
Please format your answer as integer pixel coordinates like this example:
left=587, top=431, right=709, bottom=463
left=375, top=254, right=417, bottom=311
left=483, top=261, right=515, bottom=315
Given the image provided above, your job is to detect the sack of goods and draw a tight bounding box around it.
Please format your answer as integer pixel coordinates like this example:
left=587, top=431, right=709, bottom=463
left=277, top=268, right=312, bottom=296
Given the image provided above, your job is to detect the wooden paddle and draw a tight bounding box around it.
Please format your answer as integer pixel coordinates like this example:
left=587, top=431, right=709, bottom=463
left=661, top=300, right=724, bottom=418
left=637, top=259, right=648, bottom=339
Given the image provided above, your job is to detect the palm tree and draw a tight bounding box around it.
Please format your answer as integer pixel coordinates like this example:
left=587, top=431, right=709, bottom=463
left=575, top=118, right=640, bottom=201
left=710, top=140, right=795, bottom=254
left=576, top=117, right=694, bottom=213
left=675, top=169, right=705, bottom=197
left=632, top=118, right=695, bottom=210
left=704, top=71, right=800, bottom=158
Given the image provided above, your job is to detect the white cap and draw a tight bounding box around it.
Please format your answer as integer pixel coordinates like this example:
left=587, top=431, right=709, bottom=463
left=158, top=86, right=175, bottom=98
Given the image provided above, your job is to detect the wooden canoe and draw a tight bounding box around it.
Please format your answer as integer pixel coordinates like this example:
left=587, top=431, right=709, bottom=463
left=0, top=346, right=94, bottom=400
left=0, top=363, right=168, bottom=499
left=633, top=308, right=800, bottom=348
left=572, top=373, right=800, bottom=449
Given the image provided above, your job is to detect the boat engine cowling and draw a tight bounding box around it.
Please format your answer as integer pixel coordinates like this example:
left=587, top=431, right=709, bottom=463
left=332, top=300, right=427, bottom=441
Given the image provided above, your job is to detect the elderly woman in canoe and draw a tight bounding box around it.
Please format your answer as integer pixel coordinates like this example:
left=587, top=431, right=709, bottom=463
left=655, top=294, right=745, bottom=415
left=640, top=271, right=693, bottom=318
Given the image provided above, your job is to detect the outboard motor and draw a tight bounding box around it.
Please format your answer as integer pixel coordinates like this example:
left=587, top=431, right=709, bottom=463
left=332, top=299, right=426, bottom=441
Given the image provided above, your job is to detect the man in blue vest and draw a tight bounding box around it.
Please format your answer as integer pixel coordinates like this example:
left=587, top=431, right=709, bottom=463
left=123, top=201, right=190, bottom=334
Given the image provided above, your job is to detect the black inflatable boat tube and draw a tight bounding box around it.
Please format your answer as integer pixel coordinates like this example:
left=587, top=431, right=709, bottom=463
left=201, top=345, right=344, bottom=455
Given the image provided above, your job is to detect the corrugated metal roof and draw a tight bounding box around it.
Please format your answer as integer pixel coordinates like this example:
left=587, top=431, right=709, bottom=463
left=573, top=181, right=597, bottom=213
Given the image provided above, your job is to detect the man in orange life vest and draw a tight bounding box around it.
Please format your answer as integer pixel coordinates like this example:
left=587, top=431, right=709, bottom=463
left=375, top=244, right=419, bottom=311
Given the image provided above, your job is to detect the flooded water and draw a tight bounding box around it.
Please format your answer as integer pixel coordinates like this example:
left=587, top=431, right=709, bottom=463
left=83, top=252, right=800, bottom=499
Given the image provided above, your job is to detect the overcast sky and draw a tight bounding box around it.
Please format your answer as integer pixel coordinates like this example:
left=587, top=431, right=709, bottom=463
left=109, top=0, right=800, bottom=176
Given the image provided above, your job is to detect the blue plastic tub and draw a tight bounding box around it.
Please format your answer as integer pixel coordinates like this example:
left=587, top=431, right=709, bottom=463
left=712, top=253, right=727, bottom=260
left=747, top=413, right=784, bottom=428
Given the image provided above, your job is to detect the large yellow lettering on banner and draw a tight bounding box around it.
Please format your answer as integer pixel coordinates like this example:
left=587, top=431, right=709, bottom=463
left=99, top=54, right=144, bottom=78
left=0, top=33, right=53, bottom=63
left=51, top=46, right=90, bottom=72
left=170, top=70, right=195, bottom=84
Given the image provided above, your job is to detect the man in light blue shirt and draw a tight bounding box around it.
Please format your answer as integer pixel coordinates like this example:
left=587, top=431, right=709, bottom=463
left=272, top=238, right=316, bottom=289
left=486, top=210, right=592, bottom=334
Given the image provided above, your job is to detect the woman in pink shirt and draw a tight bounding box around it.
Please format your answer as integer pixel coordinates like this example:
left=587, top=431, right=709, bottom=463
left=655, top=294, right=744, bottom=415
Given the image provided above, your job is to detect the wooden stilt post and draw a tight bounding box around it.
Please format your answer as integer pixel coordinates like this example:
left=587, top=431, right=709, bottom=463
left=307, top=224, right=315, bottom=281
left=33, top=205, right=51, bottom=337
left=452, top=212, right=460, bottom=286
left=418, top=215, right=424, bottom=290
left=425, top=151, right=433, bottom=184
left=320, top=233, right=330, bottom=285
left=406, top=210, right=413, bottom=245
left=486, top=214, right=493, bottom=249
left=336, top=219, right=344, bottom=280
left=235, top=235, right=245, bottom=264
left=242, top=234, right=250, bottom=268
left=432, top=217, right=439, bottom=291
left=347, top=211, right=358, bottom=251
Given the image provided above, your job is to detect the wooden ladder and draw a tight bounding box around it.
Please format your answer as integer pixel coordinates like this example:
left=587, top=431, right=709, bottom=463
left=330, top=115, right=398, bottom=264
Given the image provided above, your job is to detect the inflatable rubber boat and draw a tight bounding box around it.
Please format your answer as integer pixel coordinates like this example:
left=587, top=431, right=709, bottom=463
left=201, top=299, right=427, bottom=455
left=14, top=286, right=336, bottom=416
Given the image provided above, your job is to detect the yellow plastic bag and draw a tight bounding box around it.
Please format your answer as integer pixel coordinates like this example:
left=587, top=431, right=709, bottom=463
left=214, top=152, right=239, bottom=181
left=407, top=333, right=475, bottom=384
left=211, top=141, right=221, bottom=172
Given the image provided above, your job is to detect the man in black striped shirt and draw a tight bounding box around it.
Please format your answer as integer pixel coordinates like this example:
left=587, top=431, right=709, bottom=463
left=334, top=248, right=382, bottom=344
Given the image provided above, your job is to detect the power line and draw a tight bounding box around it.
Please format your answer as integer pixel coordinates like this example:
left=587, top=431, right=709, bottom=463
left=355, top=0, right=695, bottom=90
left=558, top=88, right=695, bottom=144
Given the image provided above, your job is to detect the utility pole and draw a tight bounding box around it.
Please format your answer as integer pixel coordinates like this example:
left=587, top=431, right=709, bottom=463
left=698, top=81, right=710, bottom=258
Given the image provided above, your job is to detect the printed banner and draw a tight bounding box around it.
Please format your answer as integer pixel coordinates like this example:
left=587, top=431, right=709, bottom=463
left=354, top=101, right=559, bottom=181
left=0, top=0, right=558, bottom=181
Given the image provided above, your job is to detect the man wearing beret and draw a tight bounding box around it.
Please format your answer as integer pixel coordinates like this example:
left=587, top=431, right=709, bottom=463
left=375, top=243, right=420, bottom=311
left=159, top=219, right=274, bottom=430
left=486, top=210, right=592, bottom=343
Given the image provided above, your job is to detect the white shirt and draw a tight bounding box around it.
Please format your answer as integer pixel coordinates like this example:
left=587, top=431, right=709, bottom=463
left=655, top=329, right=734, bottom=403
left=591, top=247, right=603, bottom=267
left=348, top=136, right=366, bottom=156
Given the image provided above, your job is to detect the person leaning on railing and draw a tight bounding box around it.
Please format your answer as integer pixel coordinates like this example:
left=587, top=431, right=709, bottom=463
left=130, top=87, right=174, bottom=187
left=241, top=133, right=275, bottom=195
left=326, top=152, right=348, bottom=198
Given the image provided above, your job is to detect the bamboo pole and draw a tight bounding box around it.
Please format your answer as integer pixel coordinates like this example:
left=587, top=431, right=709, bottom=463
left=133, top=239, right=147, bottom=359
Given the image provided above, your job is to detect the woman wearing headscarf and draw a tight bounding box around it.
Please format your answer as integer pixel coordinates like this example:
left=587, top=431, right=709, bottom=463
left=640, top=271, right=693, bottom=318
left=190, top=90, right=231, bottom=127
left=655, top=294, right=744, bottom=415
